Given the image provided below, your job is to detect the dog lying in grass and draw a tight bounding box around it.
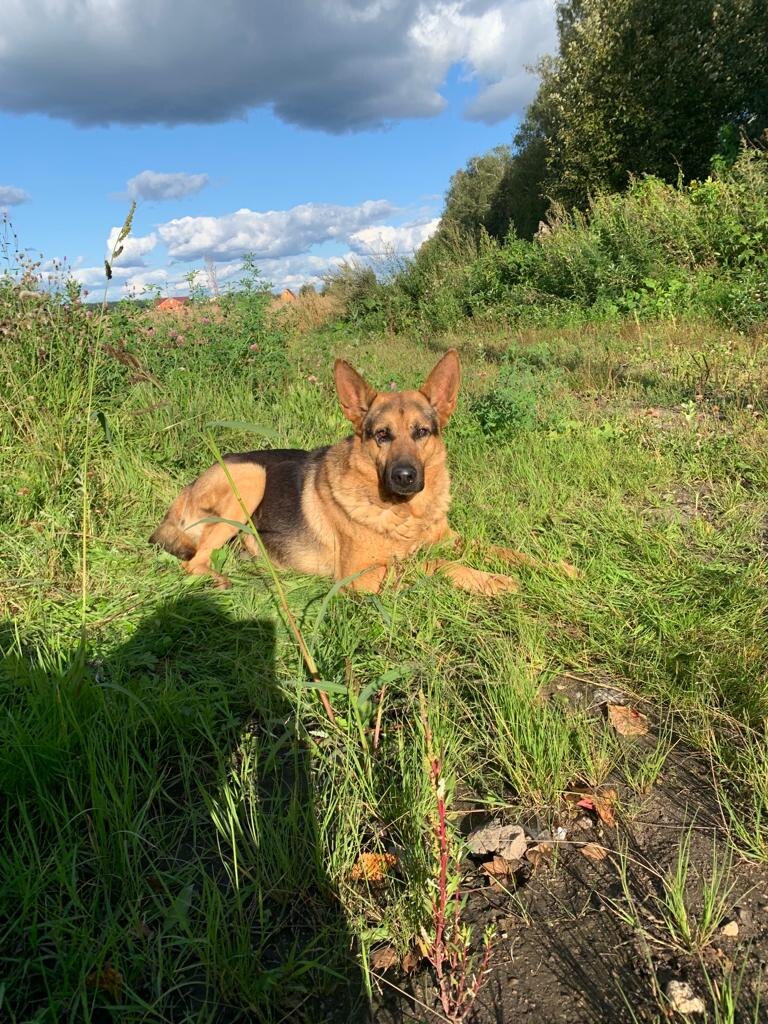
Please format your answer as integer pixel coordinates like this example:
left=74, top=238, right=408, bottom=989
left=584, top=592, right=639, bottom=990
left=150, top=350, right=571, bottom=594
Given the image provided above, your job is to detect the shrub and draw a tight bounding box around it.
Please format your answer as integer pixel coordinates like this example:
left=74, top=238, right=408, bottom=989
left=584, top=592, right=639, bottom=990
left=470, top=363, right=540, bottom=437
left=322, top=260, right=386, bottom=329
left=359, top=147, right=768, bottom=335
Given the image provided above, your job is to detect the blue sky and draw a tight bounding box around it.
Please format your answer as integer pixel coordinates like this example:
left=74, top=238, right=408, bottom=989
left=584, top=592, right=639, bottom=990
left=1, top=0, right=555, bottom=296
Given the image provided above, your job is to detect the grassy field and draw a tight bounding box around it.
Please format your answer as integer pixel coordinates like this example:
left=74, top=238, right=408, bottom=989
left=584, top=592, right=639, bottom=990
left=3, top=286, right=768, bottom=1021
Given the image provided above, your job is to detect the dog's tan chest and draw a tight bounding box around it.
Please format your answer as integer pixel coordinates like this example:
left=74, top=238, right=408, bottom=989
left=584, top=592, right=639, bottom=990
left=297, top=459, right=451, bottom=579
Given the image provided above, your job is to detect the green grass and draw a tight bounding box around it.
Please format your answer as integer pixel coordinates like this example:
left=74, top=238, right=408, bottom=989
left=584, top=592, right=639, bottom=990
left=614, top=830, right=737, bottom=954
left=2, top=283, right=768, bottom=1020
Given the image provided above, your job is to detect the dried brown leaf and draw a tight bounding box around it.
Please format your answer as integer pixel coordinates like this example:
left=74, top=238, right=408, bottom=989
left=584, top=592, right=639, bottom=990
left=564, top=784, right=591, bottom=806
left=593, top=787, right=618, bottom=826
left=482, top=855, right=511, bottom=878
left=607, top=704, right=649, bottom=736
left=369, top=945, right=399, bottom=972
left=526, top=842, right=554, bottom=870
left=86, top=964, right=124, bottom=999
left=579, top=843, right=608, bottom=862
left=567, top=784, right=616, bottom=825
left=401, top=950, right=420, bottom=974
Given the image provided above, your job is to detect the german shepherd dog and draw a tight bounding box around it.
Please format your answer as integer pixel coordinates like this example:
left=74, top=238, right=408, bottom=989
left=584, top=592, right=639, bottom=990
left=150, top=351, right=556, bottom=594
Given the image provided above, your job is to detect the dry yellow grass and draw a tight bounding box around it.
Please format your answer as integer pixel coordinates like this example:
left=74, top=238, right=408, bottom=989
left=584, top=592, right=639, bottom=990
left=268, top=288, right=343, bottom=334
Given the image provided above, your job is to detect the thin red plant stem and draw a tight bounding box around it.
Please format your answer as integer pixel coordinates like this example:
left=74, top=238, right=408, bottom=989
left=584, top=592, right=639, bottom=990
left=421, top=695, right=495, bottom=1022
left=433, top=755, right=448, bottom=964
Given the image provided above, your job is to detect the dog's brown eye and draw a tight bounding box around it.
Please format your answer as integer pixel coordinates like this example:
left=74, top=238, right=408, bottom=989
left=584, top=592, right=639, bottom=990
left=374, top=428, right=392, bottom=444
left=413, top=426, right=431, bottom=439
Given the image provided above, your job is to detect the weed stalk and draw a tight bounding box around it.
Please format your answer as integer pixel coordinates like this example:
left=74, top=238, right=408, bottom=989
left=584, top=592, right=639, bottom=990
left=420, top=694, right=493, bottom=1023
left=206, top=434, right=336, bottom=724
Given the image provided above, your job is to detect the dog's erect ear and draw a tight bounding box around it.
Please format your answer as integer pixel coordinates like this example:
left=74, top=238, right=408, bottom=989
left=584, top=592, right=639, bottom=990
left=334, top=359, right=377, bottom=432
left=420, top=349, right=461, bottom=427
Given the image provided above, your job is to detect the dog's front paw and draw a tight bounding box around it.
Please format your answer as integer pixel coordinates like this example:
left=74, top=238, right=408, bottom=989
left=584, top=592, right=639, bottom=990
left=424, top=560, right=520, bottom=596
left=487, top=544, right=580, bottom=579
left=182, top=560, right=232, bottom=589
left=459, top=567, right=520, bottom=596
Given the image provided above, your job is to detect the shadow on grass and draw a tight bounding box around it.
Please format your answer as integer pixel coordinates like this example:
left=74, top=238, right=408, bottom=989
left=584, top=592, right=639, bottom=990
left=0, top=593, right=366, bottom=1023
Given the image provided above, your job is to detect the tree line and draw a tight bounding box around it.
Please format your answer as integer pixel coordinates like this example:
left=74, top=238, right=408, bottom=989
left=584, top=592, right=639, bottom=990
left=436, top=0, right=766, bottom=243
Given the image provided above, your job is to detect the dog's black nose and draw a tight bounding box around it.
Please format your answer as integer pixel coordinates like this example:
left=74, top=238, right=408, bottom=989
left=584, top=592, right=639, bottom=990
left=392, top=464, right=417, bottom=487
left=387, top=461, right=423, bottom=495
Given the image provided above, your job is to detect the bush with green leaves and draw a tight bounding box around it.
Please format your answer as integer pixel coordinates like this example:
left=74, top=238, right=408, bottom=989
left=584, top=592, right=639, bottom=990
left=110, top=255, right=289, bottom=391
left=357, top=148, right=768, bottom=335
left=470, top=363, right=540, bottom=437
left=322, top=260, right=388, bottom=330
left=459, top=0, right=766, bottom=242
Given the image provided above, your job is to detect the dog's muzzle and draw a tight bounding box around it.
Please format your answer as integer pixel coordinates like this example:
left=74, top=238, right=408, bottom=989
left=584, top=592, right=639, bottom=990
left=386, top=461, right=424, bottom=496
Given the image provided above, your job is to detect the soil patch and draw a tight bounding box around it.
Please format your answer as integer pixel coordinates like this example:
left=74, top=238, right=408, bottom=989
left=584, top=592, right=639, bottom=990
left=371, top=745, right=768, bottom=1023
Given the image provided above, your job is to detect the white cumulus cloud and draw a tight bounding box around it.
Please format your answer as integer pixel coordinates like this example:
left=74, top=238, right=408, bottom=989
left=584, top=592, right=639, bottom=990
left=349, top=218, right=440, bottom=255
left=72, top=264, right=132, bottom=290
left=121, top=267, right=173, bottom=296
left=126, top=170, right=210, bottom=201
left=107, top=226, right=158, bottom=267
left=411, top=0, right=554, bottom=122
left=157, top=199, right=395, bottom=262
left=0, top=185, right=30, bottom=205
left=258, top=252, right=350, bottom=290
left=0, top=0, right=555, bottom=130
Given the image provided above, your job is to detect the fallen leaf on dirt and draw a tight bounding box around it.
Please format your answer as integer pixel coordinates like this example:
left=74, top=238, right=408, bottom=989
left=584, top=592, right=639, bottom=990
left=349, top=852, right=398, bottom=882
left=86, top=965, right=124, bottom=999
left=579, top=842, right=608, bottom=862
left=525, top=842, right=553, bottom=870
left=401, top=950, right=420, bottom=974
left=607, top=704, right=649, bottom=736
left=482, top=855, right=513, bottom=878
left=593, top=787, right=618, bottom=826
left=466, top=822, right=527, bottom=861
left=369, top=945, right=399, bottom=972
left=568, top=785, right=617, bottom=826
left=700, top=945, right=730, bottom=970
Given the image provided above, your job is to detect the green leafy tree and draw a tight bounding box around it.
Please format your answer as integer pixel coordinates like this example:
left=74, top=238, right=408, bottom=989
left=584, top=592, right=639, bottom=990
left=485, top=100, right=553, bottom=240
left=538, top=0, right=767, bottom=208
left=439, top=146, right=513, bottom=238
left=484, top=0, right=766, bottom=239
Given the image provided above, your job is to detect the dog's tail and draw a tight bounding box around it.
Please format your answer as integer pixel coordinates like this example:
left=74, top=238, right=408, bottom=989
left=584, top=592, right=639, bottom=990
left=149, top=492, right=197, bottom=560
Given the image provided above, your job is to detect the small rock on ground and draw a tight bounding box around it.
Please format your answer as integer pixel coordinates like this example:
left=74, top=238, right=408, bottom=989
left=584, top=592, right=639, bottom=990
left=467, top=822, right=527, bottom=861
left=665, top=980, right=706, bottom=1015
